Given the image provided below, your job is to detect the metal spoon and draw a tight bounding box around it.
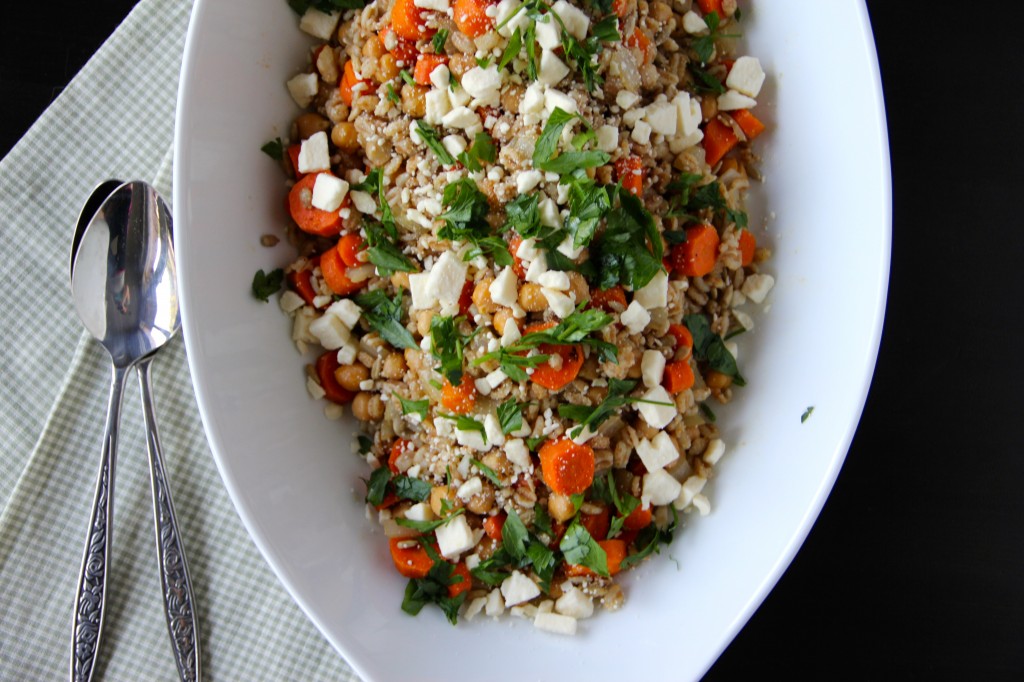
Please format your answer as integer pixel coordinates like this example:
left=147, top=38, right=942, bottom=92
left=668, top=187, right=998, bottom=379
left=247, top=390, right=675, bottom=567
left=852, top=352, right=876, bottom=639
left=69, top=180, right=201, bottom=682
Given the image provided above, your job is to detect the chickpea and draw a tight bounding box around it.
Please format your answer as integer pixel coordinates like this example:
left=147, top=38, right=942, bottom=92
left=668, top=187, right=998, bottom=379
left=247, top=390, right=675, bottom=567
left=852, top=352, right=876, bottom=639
left=447, top=54, right=476, bottom=79
left=295, top=112, right=330, bottom=140
left=430, top=485, right=460, bottom=517
left=401, top=84, right=428, bottom=118
left=377, top=53, right=400, bottom=83
left=492, top=307, right=515, bottom=336
left=518, top=282, right=547, bottom=312
left=472, top=277, right=497, bottom=313
left=362, top=36, right=385, bottom=60
left=381, top=352, right=407, bottom=380
left=701, top=97, right=718, bottom=123
left=627, top=357, right=643, bottom=379
left=566, top=271, right=590, bottom=305
left=465, top=483, right=496, bottom=515
left=352, top=391, right=384, bottom=421
left=704, top=369, right=733, bottom=390
left=415, top=310, right=434, bottom=337
left=335, top=363, right=370, bottom=392
left=331, top=122, right=359, bottom=151
left=390, top=271, right=411, bottom=290
left=547, top=493, right=576, bottom=523
left=481, top=452, right=514, bottom=480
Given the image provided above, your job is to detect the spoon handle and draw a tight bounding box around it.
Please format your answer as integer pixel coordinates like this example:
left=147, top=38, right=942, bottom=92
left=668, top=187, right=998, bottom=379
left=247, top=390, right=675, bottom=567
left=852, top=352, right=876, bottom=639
left=71, top=363, right=129, bottom=682
left=137, top=356, right=202, bottom=682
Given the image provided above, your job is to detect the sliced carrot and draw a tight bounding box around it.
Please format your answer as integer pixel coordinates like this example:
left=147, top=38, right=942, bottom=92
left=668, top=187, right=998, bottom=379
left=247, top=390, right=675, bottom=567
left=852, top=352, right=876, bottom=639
left=288, top=173, right=343, bottom=237
left=667, top=323, right=694, bottom=356
left=612, top=0, right=631, bottom=18
left=458, top=279, right=474, bottom=317
left=539, top=437, right=596, bottom=496
left=320, top=244, right=367, bottom=296
left=731, top=109, right=766, bottom=140
left=696, top=0, right=723, bottom=15
left=287, top=144, right=304, bottom=180
left=625, top=27, right=652, bottom=64
left=565, top=539, right=627, bottom=577
left=315, top=352, right=356, bottom=404
left=389, top=537, right=434, bottom=579
left=663, top=360, right=695, bottom=394
left=441, top=373, right=477, bottom=414
left=523, top=321, right=585, bottom=391
left=340, top=60, right=371, bottom=106
left=453, top=0, right=494, bottom=38
left=506, top=233, right=528, bottom=279
left=580, top=505, right=611, bottom=542
left=287, top=269, right=318, bottom=307
left=703, top=118, right=739, bottom=167
left=621, top=505, right=652, bottom=531
left=589, top=285, right=627, bottom=313
left=483, top=513, right=506, bottom=541
left=448, top=562, right=473, bottom=598
left=414, top=53, right=449, bottom=85
left=738, top=228, right=756, bottom=267
left=614, top=155, right=644, bottom=197
left=669, top=224, right=720, bottom=277
left=388, top=438, right=411, bottom=474
left=379, top=27, right=419, bottom=65
left=376, top=491, right=401, bottom=510
left=392, top=0, right=435, bottom=41
left=336, top=232, right=365, bottom=268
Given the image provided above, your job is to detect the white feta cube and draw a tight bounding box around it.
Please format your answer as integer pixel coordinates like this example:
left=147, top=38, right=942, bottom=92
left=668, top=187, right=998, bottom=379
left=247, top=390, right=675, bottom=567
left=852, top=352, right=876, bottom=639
left=311, top=173, right=349, bottom=212
left=636, top=431, right=680, bottom=472
left=596, top=124, right=619, bottom=153
left=726, top=56, right=766, bottom=97
left=299, top=9, right=340, bottom=40
left=442, top=134, right=467, bottom=158
left=436, top=514, right=479, bottom=558
left=516, top=237, right=541, bottom=261
left=551, top=0, right=590, bottom=40
left=279, top=290, right=305, bottom=314
left=297, top=131, right=331, bottom=173
left=404, top=502, right=435, bottom=522
left=682, top=10, right=709, bottom=34
left=741, top=273, right=775, bottom=304
left=461, top=66, right=502, bottom=107
left=505, top=439, right=532, bottom=471
left=542, top=288, right=575, bottom=318
left=673, top=474, right=708, bottom=510
left=641, top=350, right=666, bottom=389
left=457, top=476, right=483, bottom=501
left=633, top=270, right=668, bottom=308
left=489, top=266, right=519, bottom=307
left=424, top=88, right=452, bottom=124
left=718, top=89, right=757, bottom=111
left=408, top=272, right=436, bottom=310
left=556, top=234, right=584, bottom=260
left=325, top=298, right=362, bottom=328
left=539, top=196, right=561, bottom=228
left=643, top=469, right=683, bottom=507
left=483, top=412, right=505, bottom=446
left=349, top=190, right=377, bottom=215
left=426, top=251, right=469, bottom=307
left=415, top=0, right=449, bottom=10
left=501, top=570, right=541, bottom=606
left=525, top=255, right=548, bottom=283
left=516, top=169, right=544, bottom=193
left=703, top=438, right=726, bottom=465
left=630, top=119, right=653, bottom=145
left=485, top=588, right=506, bottom=616
left=538, top=49, right=570, bottom=86
left=520, top=82, right=546, bottom=115
left=308, top=314, right=352, bottom=351
left=336, top=343, right=357, bottom=366
left=637, top=385, right=676, bottom=429
left=500, top=320, right=522, bottom=347
left=645, top=102, right=678, bottom=136
left=429, top=64, right=451, bottom=89
left=495, top=0, right=529, bottom=38
left=674, top=92, right=702, bottom=136
left=306, top=376, right=326, bottom=400
left=555, top=587, right=594, bottom=619
left=534, top=611, right=577, bottom=635
left=543, top=88, right=577, bottom=115
left=535, top=18, right=561, bottom=50
left=456, top=426, right=489, bottom=452
left=616, top=90, right=640, bottom=110
left=620, top=300, right=650, bottom=335
left=442, top=106, right=481, bottom=130
left=538, top=270, right=570, bottom=291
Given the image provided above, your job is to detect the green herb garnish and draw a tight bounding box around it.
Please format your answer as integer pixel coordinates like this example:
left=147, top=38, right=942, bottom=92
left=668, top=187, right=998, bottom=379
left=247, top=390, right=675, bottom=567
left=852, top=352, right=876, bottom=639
left=364, top=466, right=391, bottom=506
left=260, top=137, right=285, bottom=160
left=352, top=288, right=417, bottom=350
left=251, top=268, right=284, bottom=302
left=399, top=396, right=429, bottom=419
left=801, top=406, right=815, bottom=423
left=415, top=120, right=457, bottom=166
left=432, top=28, right=449, bottom=54
left=683, top=313, right=745, bottom=386
left=559, top=521, right=608, bottom=576
left=401, top=541, right=468, bottom=625
left=497, top=398, right=524, bottom=436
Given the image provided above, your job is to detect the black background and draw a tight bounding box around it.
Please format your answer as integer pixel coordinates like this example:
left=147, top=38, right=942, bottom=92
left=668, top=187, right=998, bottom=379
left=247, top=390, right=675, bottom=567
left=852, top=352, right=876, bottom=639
left=3, top=2, right=1022, bottom=679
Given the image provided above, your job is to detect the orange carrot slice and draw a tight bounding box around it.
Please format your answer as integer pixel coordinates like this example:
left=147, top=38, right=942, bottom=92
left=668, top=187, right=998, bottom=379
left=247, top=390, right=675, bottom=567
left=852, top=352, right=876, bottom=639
left=441, top=373, right=477, bottom=414
left=539, top=437, right=596, bottom=496
left=523, top=321, right=585, bottom=391
left=670, top=224, right=720, bottom=277
left=614, top=155, right=644, bottom=197
left=703, top=118, right=739, bottom=167
left=320, top=244, right=366, bottom=296
left=315, top=352, right=356, bottom=404
left=392, top=0, right=436, bottom=40
left=389, top=537, right=434, bottom=579
left=738, top=228, right=756, bottom=267
left=453, top=0, right=494, bottom=38
left=414, top=53, right=448, bottom=85
left=663, top=360, right=694, bottom=394
left=288, top=173, right=343, bottom=237
left=731, top=109, right=766, bottom=140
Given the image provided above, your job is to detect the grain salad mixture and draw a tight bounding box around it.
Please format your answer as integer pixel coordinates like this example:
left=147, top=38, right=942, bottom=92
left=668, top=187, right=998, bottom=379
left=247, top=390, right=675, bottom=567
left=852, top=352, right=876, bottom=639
left=256, top=0, right=774, bottom=634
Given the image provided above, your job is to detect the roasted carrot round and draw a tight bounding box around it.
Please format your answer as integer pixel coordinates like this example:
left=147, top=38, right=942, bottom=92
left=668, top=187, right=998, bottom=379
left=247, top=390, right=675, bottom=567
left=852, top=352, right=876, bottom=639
left=483, top=513, right=506, bottom=541
left=589, top=285, right=627, bottom=312
left=379, top=27, right=418, bottom=65
left=580, top=505, right=611, bottom=542
left=621, top=505, right=653, bottom=531
left=414, top=53, right=448, bottom=85
left=315, top=352, right=356, bottom=405
left=703, top=118, right=739, bottom=167
left=453, top=0, right=494, bottom=38
left=340, top=60, right=370, bottom=107
left=320, top=244, right=366, bottom=296
left=539, top=437, right=596, bottom=496
left=336, top=232, right=365, bottom=268
left=738, top=228, right=756, bottom=267
left=506, top=233, right=527, bottom=280
left=288, top=173, right=344, bottom=237
left=565, top=539, right=627, bottom=577
left=696, top=0, right=723, bottom=15
left=392, top=0, right=435, bottom=40
left=457, top=280, right=474, bottom=317
left=287, top=268, right=319, bottom=307
left=441, top=373, right=477, bottom=414
left=731, top=109, right=766, bottom=140
left=612, top=0, right=631, bottom=18
left=388, top=438, right=411, bottom=474
left=663, top=360, right=695, bottom=394
left=388, top=537, right=434, bottom=579
left=376, top=491, right=400, bottom=510
left=523, top=321, right=585, bottom=391
left=625, top=27, right=652, bottom=64
left=667, top=323, right=694, bottom=357
left=670, top=224, right=720, bottom=277
left=287, top=144, right=304, bottom=180
left=614, top=155, right=644, bottom=197
left=448, top=562, right=473, bottom=598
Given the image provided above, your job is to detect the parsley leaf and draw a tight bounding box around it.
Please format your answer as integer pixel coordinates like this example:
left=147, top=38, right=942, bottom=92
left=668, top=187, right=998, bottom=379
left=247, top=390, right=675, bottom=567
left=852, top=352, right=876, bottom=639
left=260, top=137, right=285, bottom=160
left=688, top=63, right=726, bottom=94
left=525, top=21, right=538, bottom=80
left=801, top=406, right=815, bottom=423
left=415, top=120, right=457, bottom=166
left=591, top=190, right=664, bottom=291
left=559, top=521, right=609, bottom=576
left=364, top=222, right=417, bottom=277
left=438, top=413, right=487, bottom=442
left=683, top=313, right=745, bottom=386
left=438, top=178, right=513, bottom=266
left=691, top=12, right=741, bottom=65
left=502, top=508, right=529, bottom=560
left=401, top=541, right=468, bottom=625
left=499, top=27, right=522, bottom=70
left=352, top=289, right=418, bottom=350
left=393, top=475, right=431, bottom=502
left=552, top=12, right=619, bottom=93
left=432, top=28, right=449, bottom=54
left=430, top=315, right=469, bottom=385
left=504, top=193, right=542, bottom=237
left=557, top=378, right=638, bottom=439
left=251, top=268, right=284, bottom=302
left=532, top=109, right=609, bottom=174
left=497, top=398, right=524, bottom=435
left=399, top=396, right=429, bottom=418
left=699, top=402, right=717, bottom=422
left=385, top=83, right=400, bottom=104
left=620, top=507, right=678, bottom=570
left=357, top=435, right=373, bottom=454
left=457, top=132, right=497, bottom=172
left=364, top=466, right=391, bottom=506
left=396, top=507, right=465, bottom=533
left=399, top=69, right=415, bottom=86
left=471, top=458, right=503, bottom=487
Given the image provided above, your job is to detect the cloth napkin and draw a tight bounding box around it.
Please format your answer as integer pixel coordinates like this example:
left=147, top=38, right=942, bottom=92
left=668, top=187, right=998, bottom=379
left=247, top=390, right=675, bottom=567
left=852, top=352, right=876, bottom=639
left=0, top=1, right=360, bottom=679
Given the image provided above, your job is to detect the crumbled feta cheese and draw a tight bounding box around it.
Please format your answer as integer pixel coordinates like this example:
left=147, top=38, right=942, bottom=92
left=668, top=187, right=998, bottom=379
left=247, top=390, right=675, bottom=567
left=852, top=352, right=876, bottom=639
left=485, top=588, right=505, bottom=616
left=408, top=272, right=435, bottom=310
left=500, top=320, right=521, bottom=347
left=525, top=255, right=548, bottom=283
left=555, top=586, right=594, bottom=619
left=543, top=88, right=577, bottom=115
left=426, top=251, right=469, bottom=307
left=633, top=270, right=668, bottom=308
left=279, top=290, right=305, bottom=314
left=718, top=89, right=757, bottom=111
left=442, top=134, right=467, bottom=158
left=424, top=88, right=452, bottom=124
left=501, top=570, right=541, bottom=606
left=534, top=611, right=577, bottom=635
left=551, top=0, right=590, bottom=40
left=325, top=298, right=362, bottom=328
left=682, top=10, right=709, bottom=34
left=674, top=474, right=708, bottom=510
left=703, top=438, right=726, bottom=465
left=726, top=56, right=766, bottom=98
left=620, top=300, right=650, bottom=335
left=448, top=85, right=472, bottom=108
left=538, top=270, right=570, bottom=291
left=570, top=423, right=598, bottom=445
left=692, top=493, right=711, bottom=515
left=630, top=119, right=653, bottom=145
left=415, top=0, right=449, bottom=11
left=616, top=90, right=640, bottom=110
left=645, top=102, right=678, bottom=136
left=429, top=64, right=451, bottom=90
left=674, top=92, right=702, bottom=136
left=404, top=502, right=435, bottom=522
left=516, top=169, right=544, bottom=193
left=535, top=17, right=561, bottom=50
left=556, top=234, right=584, bottom=260
left=494, top=0, right=529, bottom=38
left=336, top=344, right=357, bottom=366
left=309, top=314, right=352, bottom=350
left=643, top=469, right=683, bottom=508
left=298, top=9, right=340, bottom=40
left=442, top=106, right=481, bottom=130
left=483, top=269, right=516, bottom=311
left=520, top=82, right=546, bottom=115
left=297, top=131, right=330, bottom=173
left=349, top=190, right=377, bottom=215
left=538, top=49, right=570, bottom=86
left=484, top=369, right=508, bottom=391
left=637, top=385, right=675, bottom=429
left=505, top=439, right=532, bottom=471
left=464, top=596, right=487, bottom=621
left=457, top=476, right=483, bottom=501
left=539, top=196, right=561, bottom=228
left=741, top=273, right=775, bottom=304
left=636, top=431, right=679, bottom=472
left=311, top=173, right=349, bottom=212
left=641, top=350, right=666, bottom=389
left=484, top=413, right=505, bottom=446
left=542, top=288, right=575, bottom=318
left=456, top=426, right=489, bottom=451
left=461, top=65, right=502, bottom=107
left=596, top=124, right=619, bottom=153
left=436, top=514, right=479, bottom=558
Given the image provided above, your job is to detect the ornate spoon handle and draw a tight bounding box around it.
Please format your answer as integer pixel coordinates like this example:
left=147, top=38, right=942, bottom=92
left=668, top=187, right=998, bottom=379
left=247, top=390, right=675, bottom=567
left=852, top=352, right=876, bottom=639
left=137, top=356, right=202, bottom=682
left=71, top=363, right=128, bottom=682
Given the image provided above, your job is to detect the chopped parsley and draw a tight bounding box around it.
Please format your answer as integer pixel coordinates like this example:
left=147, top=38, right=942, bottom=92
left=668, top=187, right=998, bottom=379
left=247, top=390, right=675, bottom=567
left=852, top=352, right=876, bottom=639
left=558, top=378, right=647, bottom=439
left=399, top=69, right=416, bottom=86
left=431, top=28, right=449, bottom=54
left=457, top=132, right=497, bottom=172
left=250, top=268, right=284, bottom=302
left=287, top=0, right=365, bottom=15
left=429, top=315, right=471, bottom=385
left=396, top=507, right=465, bottom=533
left=398, top=396, right=429, bottom=419
left=393, top=475, right=431, bottom=502
left=499, top=27, right=522, bottom=70
left=801, top=406, right=815, bottom=423
left=400, top=541, right=468, bottom=625
left=437, top=413, right=487, bottom=442
left=415, top=120, right=457, bottom=166
left=532, top=108, right=610, bottom=174
left=364, top=466, right=391, bottom=507
left=496, top=398, right=524, bottom=436
left=385, top=83, right=400, bottom=104
left=591, top=189, right=665, bottom=291
left=470, top=458, right=503, bottom=487
left=352, top=288, right=417, bottom=350
left=683, top=313, right=745, bottom=386
left=260, top=137, right=285, bottom=161
left=692, top=12, right=741, bottom=65
left=438, top=178, right=513, bottom=266
left=559, top=521, right=608, bottom=576
left=619, top=507, right=678, bottom=570
left=356, top=435, right=373, bottom=454
left=363, top=222, right=417, bottom=277
left=699, top=402, right=717, bottom=422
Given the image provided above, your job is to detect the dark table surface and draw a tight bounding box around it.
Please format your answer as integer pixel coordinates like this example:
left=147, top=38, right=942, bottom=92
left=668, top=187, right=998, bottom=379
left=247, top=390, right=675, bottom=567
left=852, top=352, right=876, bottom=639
left=4, top=1, right=1022, bottom=679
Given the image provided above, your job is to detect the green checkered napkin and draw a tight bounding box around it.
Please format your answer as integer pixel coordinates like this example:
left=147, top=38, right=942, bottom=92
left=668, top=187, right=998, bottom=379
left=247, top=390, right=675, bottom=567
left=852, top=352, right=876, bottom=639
left=0, top=1, right=359, bottom=679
